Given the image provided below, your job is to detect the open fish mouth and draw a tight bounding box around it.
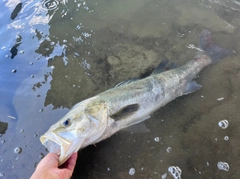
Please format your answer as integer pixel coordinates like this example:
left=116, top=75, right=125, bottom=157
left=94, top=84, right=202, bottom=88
left=44, top=140, right=61, bottom=155
left=40, top=132, right=72, bottom=164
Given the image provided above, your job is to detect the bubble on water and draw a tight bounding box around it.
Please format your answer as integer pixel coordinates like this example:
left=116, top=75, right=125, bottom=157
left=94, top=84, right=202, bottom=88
left=5, top=55, right=9, bottom=58
left=50, top=41, right=55, bottom=45
left=19, top=50, right=24, bottom=54
left=14, top=147, right=22, bottom=154
left=39, top=109, right=43, bottom=112
left=34, top=134, right=38, bottom=137
left=217, top=97, right=224, bottom=101
left=84, top=6, right=89, bottom=10
left=76, top=25, right=82, bottom=30
left=1, top=140, right=5, bottom=144
left=217, top=161, right=229, bottom=171
left=31, top=75, right=34, bottom=78
left=20, top=129, right=24, bottom=133
left=107, top=167, right=110, bottom=171
left=39, top=153, right=44, bottom=159
left=154, top=137, right=160, bottom=142
left=12, top=69, right=17, bottom=73
left=129, top=168, right=135, bottom=175
left=166, top=147, right=172, bottom=153
left=30, top=62, right=33, bottom=65
left=161, top=172, right=167, bottom=179
left=49, top=66, right=55, bottom=69
left=42, top=0, right=59, bottom=11
left=82, top=32, right=91, bottom=38
left=63, top=39, right=67, bottom=43
left=218, top=120, right=229, bottom=129
left=0, top=173, right=4, bottom=177
left=168, top=166, right=182, bottom=179
left=224, top=136, right=229, bottom=141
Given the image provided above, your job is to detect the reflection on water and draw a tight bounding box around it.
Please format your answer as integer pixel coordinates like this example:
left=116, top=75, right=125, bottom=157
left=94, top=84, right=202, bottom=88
left=1, top=0, right=240, bottom=178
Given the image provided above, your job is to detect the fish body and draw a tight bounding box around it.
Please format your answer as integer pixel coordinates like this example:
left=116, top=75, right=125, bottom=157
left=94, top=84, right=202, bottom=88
left=40, top=30, right=234, bottom=165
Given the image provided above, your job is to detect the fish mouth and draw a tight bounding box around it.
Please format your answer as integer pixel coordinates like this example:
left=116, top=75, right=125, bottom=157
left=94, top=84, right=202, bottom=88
left=40, top=132, right=72, bottom=165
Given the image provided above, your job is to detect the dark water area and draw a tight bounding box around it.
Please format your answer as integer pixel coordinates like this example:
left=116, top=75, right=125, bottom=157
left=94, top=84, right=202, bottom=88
left=1, top=0, right=240, bottom=178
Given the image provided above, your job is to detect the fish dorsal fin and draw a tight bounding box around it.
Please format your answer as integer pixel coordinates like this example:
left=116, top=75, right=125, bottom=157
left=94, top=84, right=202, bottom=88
left=114, top=78, right=139, bottom=88
left=110, top=104, right=140, bottom=120
left=151, top=59, right=178, bottom=75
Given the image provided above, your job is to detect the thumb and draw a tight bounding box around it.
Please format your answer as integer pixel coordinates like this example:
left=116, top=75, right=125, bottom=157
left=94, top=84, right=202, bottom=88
left=37, top=153, right=59, bottom=169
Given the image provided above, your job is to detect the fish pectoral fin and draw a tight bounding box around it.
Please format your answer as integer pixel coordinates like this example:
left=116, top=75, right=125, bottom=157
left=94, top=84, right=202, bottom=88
left=110, top=103, right=140, bottom=121
left=183, top=80, right=202, bottom=95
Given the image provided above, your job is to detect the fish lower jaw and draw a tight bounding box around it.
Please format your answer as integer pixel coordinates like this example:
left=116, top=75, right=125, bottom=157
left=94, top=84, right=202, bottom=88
left=40, top=134, right=70, bottom=156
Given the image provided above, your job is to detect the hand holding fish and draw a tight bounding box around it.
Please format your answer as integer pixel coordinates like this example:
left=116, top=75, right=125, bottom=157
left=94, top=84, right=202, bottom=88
left=30, top=152, right=78, bottom=179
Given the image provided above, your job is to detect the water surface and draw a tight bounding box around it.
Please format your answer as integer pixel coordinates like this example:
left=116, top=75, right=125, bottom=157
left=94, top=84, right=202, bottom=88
left=0, top=0, right=240, bottom=178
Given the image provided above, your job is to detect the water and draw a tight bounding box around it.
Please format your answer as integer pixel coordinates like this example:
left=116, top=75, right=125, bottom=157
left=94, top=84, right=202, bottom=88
left=0, top=0, right=240, bottom=178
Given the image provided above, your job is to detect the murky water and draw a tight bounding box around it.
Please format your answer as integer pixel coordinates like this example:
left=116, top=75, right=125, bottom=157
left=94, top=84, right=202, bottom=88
left=1, top=0, right=240, bottom=178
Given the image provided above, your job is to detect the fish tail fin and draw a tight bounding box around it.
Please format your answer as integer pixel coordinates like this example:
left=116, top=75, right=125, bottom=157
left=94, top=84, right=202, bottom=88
left=198, top=30, right=235, bottom=63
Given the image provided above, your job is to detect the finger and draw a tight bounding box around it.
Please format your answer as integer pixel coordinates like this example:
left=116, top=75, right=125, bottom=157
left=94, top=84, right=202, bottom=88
left=65, top=152, right=78, bottom=171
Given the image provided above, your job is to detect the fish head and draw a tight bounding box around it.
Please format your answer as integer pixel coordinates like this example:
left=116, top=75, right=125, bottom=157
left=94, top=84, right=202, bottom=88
left=40, top=100, right=108, bottom=165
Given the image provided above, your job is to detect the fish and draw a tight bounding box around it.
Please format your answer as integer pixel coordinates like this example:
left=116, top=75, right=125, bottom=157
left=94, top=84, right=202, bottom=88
left=40, top=30, right=234, bottom=165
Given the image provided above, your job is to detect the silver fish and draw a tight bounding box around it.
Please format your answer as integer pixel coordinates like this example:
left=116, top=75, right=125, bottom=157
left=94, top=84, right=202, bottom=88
left=40, top=30, right=234, bottom=165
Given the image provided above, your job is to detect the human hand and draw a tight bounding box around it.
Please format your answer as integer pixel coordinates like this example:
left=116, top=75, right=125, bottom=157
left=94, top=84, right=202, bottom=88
left=30, top=152, right=78, bottom=179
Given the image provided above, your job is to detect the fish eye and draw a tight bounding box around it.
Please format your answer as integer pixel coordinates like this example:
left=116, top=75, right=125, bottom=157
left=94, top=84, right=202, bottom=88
left=62, top=118, right=71, bottom=127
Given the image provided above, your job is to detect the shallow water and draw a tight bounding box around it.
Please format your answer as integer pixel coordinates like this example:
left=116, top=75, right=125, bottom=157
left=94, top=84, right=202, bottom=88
left=1, top=0, right=240, bottom=178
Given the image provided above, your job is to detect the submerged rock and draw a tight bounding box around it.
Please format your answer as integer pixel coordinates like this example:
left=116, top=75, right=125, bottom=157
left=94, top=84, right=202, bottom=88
left=0, top=121, right=8, bottom=136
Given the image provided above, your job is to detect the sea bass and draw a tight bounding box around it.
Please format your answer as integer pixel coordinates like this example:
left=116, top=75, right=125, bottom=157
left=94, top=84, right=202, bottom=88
left=40, top=30, right=234, bottom=165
